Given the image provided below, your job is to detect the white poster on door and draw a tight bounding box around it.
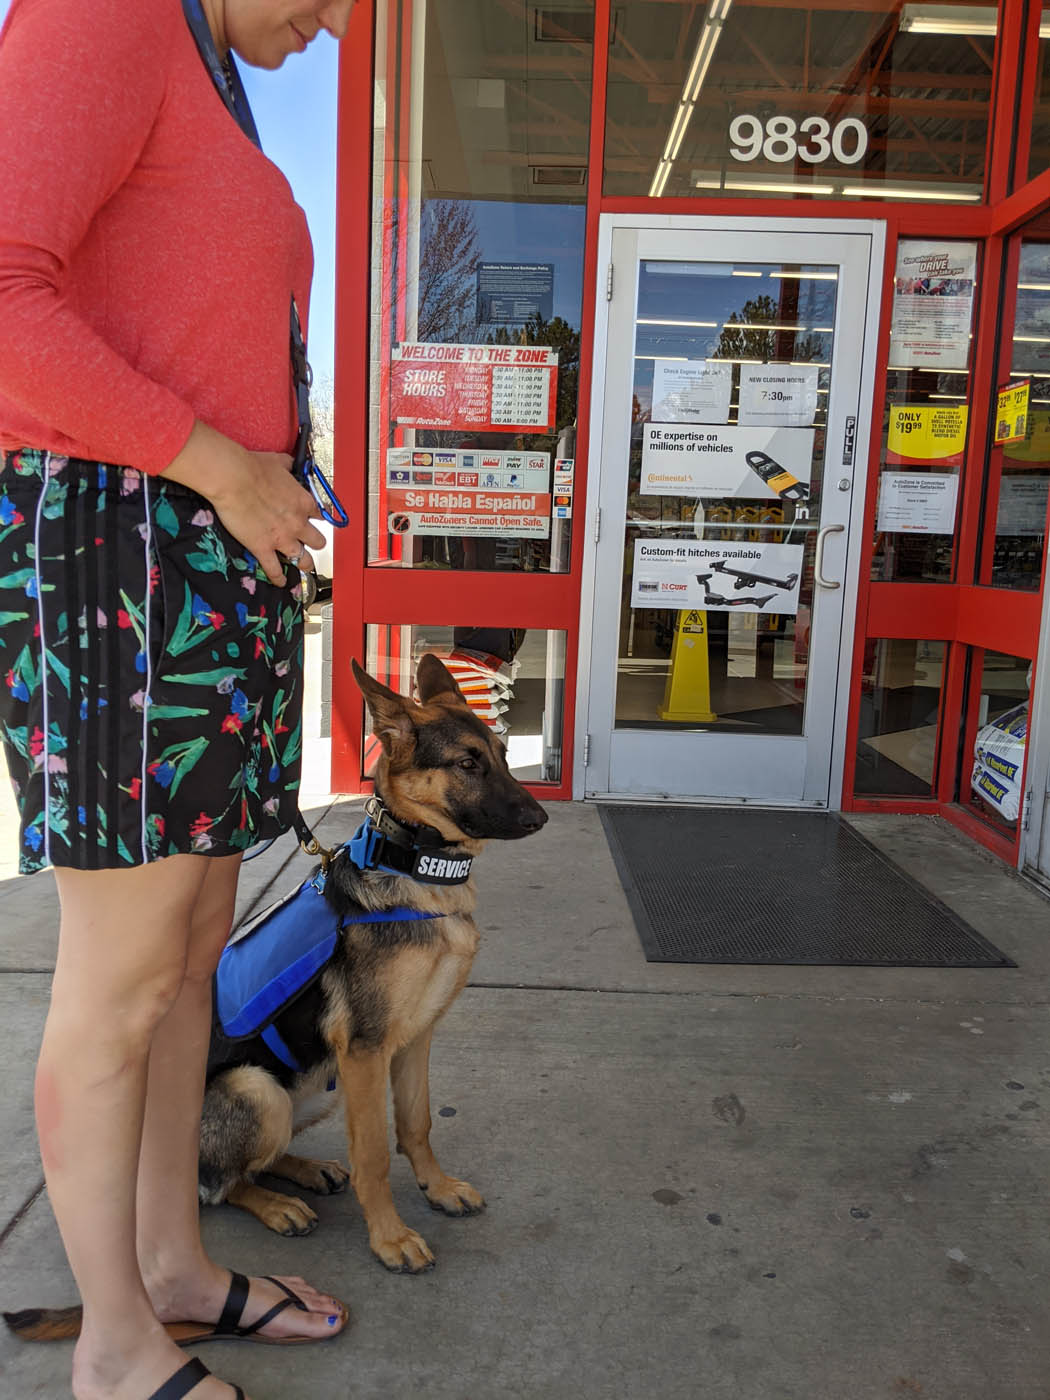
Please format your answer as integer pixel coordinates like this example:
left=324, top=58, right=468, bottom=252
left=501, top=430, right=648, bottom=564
left=876, top=472, right=960, bottom=534
left=888, top=240, right=977, bottom=371
left=651, top=359, right=732, bottom=423
left=737, top=364, right=819, bottom=427
left=641, top=423, right=814, bottom=499
left=631, top=539, right=804, bottom=614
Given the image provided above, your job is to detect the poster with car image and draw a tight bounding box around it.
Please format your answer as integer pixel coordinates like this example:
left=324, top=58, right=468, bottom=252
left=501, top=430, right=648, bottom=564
left=631, top=539, right=805, bottom=614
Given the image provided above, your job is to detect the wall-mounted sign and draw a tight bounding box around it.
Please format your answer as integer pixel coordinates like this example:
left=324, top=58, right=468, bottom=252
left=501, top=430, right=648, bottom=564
left=876, top=472, right=959, bottom=535
left=386, top=447, right=551, bottom=538
left=728, top=114, right=867, bottom=166
left=640, top=424, right=814, bottom=499
left=632, top=539, right=804, bottom=615
left=888, top=240, right=977, bottom=371
left=390, top=343, right=558, bottom=432
left=886, top=404, right=968, bottom=466
left=651, top=359, right=732, bottom=423
left=994, top=381, right=1030, bottom=445
left=476, top=263, right=554, bottom=325
left=737, top=365, right=819, bottom=427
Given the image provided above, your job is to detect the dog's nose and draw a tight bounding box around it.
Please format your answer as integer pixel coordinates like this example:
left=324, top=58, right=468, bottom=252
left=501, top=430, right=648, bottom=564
left=518, top=805, right=548, bottom=833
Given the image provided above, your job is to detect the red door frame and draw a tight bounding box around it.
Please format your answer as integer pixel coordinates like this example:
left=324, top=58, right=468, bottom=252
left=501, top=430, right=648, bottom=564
left=332, top=0, right=1049, bottom=857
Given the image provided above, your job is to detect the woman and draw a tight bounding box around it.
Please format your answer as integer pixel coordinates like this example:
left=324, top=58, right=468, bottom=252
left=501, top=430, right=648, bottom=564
left=0, top=2, right=355, bottom=1397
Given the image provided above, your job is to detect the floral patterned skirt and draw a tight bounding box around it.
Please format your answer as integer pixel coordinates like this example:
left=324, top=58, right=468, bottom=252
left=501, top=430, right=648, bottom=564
left=0, top=450, right=305, bottom=874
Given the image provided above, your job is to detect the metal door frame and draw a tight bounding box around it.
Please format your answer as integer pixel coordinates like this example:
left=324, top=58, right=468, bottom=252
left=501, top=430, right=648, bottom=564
left=574, top=212, right=886, bottom=804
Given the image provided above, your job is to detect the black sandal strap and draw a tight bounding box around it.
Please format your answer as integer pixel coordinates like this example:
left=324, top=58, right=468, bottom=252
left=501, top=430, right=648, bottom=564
left=234, top=1295, right=294, bottom=1338
left=232, top=1389, right=245, bottom=1400
left=216, top=1272, right=250, bottom=1335
left=263, top=1275, right=309, bottom=1310
left=149, top=1357, right=212, bottom=1400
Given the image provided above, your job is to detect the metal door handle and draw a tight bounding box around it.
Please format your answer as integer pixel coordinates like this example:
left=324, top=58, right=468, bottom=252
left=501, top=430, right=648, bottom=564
left=814, top=524, right=845, bottom=589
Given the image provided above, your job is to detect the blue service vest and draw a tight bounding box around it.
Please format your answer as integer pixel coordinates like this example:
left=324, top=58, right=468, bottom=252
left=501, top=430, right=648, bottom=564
left=215, top=869, right=440, bottom=1073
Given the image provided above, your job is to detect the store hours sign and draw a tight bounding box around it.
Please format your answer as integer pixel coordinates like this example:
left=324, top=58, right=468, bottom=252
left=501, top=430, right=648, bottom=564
left=390, top=343, right=558, bottom=432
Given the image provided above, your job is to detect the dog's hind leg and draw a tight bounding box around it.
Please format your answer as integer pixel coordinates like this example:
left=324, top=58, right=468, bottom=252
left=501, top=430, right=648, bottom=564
left=335, top=1045, right=436, bottom=1272
left=392, top=1029, right=485, bottom=1217
left=267, top=1153, right=350, bottom=1196
left=199, top=1066, right=317, bottom=1236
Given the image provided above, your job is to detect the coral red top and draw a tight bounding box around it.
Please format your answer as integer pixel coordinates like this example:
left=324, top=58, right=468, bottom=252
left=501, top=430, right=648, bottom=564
left=0, top=0, right=313, bottom=475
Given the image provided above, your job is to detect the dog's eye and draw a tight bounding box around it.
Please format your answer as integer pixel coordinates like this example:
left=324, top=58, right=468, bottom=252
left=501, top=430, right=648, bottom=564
left=458, top=756, right=480, bottom=771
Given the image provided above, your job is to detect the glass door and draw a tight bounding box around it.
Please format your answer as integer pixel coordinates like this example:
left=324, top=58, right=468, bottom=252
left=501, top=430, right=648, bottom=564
left=585, top=220, right=880, bottom=805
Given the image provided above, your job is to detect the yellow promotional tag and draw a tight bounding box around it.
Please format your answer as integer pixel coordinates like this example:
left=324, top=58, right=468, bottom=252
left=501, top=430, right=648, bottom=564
left=1004, top=409, right=1050, bottom=464
left=887, top=404, right=968, bottom=462
left=994, top=381, right=1030, bottom=446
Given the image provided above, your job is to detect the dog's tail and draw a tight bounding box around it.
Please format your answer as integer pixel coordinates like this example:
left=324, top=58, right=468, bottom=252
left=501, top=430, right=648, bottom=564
left=3, top=1305, right=82, bottom=1341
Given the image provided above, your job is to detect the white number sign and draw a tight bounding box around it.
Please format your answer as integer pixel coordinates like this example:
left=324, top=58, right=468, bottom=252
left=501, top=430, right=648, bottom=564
left=729, top=114, right=868, bottom=166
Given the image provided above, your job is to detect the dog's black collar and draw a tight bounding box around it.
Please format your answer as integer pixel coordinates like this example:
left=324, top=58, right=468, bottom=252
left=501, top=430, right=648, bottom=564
left=343, top=798, right=474, bottom=886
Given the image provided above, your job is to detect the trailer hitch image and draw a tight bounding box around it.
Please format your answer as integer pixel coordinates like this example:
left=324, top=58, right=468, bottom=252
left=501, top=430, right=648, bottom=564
left=710, top=559, right=799, bottom=592
left=745, top=450, right=810, bottom=503
left=695, top=574, right=776, bottom=608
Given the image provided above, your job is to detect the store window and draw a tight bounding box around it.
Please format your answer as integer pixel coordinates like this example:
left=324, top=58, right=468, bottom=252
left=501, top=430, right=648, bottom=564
left=364, top=625, right=566, bottom=782
left=1027, top=6, right=1050, bottom=183
left=605, top=0, right=996, bottom=202
left=978, top=236, right=1050, bottom=589
left=966, top=649, right=1031, bottom=832
left=872, top=237, right=980, bottom=582
left=854, top=639, right=945, bottom=796
left=368, top=0, right=592, bottom=574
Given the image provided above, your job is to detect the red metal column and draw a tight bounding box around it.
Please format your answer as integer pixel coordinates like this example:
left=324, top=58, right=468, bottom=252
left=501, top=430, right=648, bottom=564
left=330, top=0, right=376, bottom=792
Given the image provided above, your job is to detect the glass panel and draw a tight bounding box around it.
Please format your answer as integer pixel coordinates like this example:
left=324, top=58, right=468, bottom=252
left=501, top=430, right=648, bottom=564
left=854, top=639, right=945, bottom=796
left=981, top=239, right=1050, bottom=590
left=368, top=0, right=592, bottom=574
left=364, top=625, right=565, bottom=782
left=967, top=649, right=1031, bottom=833
left=1027, top=6, right=1050, bottom=184
left=616, top=259, right=836, bottom=734
left=871, top=238, right=979, bottom=583
left=605, top=0, right=994, bottom=203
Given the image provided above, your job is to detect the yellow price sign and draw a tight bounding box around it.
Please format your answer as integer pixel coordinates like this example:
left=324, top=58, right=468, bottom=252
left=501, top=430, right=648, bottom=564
left=887, top=404, right=968, bottom=463
left=995, top=381, right=1030, bottom=445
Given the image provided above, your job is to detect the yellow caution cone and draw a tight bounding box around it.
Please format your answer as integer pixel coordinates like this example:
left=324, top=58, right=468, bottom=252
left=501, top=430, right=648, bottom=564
left=659, top=609, right=717, bottom=723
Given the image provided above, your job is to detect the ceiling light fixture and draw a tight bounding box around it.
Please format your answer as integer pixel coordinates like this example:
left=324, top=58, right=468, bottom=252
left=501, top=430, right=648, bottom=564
left=649, top=0, right=734, bottom=197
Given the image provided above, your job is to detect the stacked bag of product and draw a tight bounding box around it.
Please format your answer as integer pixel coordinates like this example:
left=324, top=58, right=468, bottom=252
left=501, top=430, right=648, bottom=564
left=433, top=648, right=518, bottom=734
left=971, top=701, right=1028, bottom=823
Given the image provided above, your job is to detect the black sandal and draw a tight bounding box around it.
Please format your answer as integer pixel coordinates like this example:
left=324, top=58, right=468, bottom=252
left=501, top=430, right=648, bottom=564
left=164, top=1271, right=348, bottom=1348
left=149, top=1356, right=244, bottom=1400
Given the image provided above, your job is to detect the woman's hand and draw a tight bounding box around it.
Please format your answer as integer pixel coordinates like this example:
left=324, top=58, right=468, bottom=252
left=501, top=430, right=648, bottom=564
left=160, top=421, right=326, bottom=584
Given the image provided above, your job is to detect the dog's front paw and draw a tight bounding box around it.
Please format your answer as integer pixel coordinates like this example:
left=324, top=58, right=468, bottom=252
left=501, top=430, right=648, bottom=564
left=259, top=1194, right=319, bottom=1237
left=370, top=1225, right=435, bottom=1273
left=421, top=1175, right=486, bottom=1217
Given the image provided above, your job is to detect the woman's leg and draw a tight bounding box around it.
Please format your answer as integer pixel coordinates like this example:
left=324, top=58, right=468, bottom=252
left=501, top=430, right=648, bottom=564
left=135, top=852, right=347, bottom=1340
left=43, top=856, right=246, bottom=1400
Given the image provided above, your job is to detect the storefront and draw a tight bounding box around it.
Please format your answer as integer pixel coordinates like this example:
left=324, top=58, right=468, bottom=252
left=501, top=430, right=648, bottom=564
left=327, top=0, right=1050, bottom=887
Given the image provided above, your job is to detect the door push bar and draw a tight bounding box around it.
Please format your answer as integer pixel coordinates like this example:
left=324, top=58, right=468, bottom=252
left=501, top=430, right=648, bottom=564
left=710, top=559, right=799, bottom=592
left=814, top=524, right=845, bottom=589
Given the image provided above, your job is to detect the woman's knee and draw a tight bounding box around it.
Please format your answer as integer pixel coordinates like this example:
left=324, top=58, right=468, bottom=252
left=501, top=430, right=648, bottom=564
left=48, top=954, right=189, bottom=1052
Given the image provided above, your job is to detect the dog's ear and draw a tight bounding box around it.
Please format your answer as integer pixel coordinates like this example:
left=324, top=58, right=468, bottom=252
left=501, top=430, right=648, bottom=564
left=417, top=653, right=468, bottom=707
left=351, top=659, right=416, bottom=762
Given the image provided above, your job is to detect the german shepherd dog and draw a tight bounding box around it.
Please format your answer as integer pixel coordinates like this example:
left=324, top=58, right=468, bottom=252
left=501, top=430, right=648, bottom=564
left=197, top=654, right=547, bottom=1273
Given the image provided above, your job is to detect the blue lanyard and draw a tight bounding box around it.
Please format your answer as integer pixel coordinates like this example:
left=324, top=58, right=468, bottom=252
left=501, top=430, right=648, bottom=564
left=180, top=0, right=348, bottom=529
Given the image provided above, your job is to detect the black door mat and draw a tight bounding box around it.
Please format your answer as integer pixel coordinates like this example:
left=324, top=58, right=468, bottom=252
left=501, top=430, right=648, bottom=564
left=598, top=805, right=1016, bottom=968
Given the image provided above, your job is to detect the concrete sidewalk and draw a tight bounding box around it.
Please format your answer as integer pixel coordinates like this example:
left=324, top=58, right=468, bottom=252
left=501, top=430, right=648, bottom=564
left=2, top=804, right=1050, bottom=1399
